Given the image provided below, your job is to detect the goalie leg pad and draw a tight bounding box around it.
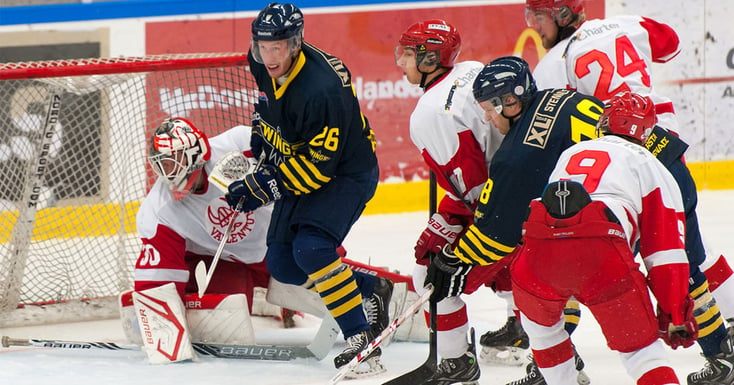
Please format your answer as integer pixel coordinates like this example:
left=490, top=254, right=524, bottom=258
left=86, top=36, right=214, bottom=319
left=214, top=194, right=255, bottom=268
left=133, top=283, right=196, bottom=364
left=266, top=277, right=328, bottom=318
left=119, top=290, right=144, bottom=346
left=184, top=293, right=255, bottom=345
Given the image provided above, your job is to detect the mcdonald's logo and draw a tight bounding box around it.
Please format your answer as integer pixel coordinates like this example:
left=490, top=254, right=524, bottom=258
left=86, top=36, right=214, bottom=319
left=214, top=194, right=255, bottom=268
left=513, top=28, right=546, bottom=65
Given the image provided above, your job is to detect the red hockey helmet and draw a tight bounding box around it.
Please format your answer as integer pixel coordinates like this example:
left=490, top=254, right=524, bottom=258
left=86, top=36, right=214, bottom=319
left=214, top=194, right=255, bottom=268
left=526, top=0, right=584, bottom=27
left=597, top=92, right=657, bottom=142
left=148, top=117, right=211, bottom=200
left=397, top=19, right=461, bottom=68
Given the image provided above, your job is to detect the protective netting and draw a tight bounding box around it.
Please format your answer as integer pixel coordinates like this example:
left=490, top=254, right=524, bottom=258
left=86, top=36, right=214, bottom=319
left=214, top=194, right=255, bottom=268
left=0, top=53, right=256, bottom=325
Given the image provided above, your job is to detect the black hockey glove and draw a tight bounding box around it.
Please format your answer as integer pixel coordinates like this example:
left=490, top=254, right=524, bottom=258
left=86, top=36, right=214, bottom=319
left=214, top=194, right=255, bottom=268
left=226, top=165, right=284, bottom=212
left=425, top=244, right=473, bottom=303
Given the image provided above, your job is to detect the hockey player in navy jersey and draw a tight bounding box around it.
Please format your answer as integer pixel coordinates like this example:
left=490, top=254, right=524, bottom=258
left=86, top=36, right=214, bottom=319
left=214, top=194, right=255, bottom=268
left=424, top=56, right=601, bottom=384
left=226, top=2, right=391, bottom=377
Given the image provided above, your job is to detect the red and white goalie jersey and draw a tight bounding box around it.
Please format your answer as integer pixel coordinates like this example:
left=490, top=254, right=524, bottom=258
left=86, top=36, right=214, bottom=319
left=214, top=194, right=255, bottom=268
left=548, top=135, right=688, bottom=298
left=135, top=125, right=273, bottom=295
left=533, top=15, right=681, bottom=133
left=409, top=61, right=503, bottom=216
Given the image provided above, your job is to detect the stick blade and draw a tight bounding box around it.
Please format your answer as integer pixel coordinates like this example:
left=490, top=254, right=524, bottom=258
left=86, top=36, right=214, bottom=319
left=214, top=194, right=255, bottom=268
left=194, top=261, right=208, bottom=297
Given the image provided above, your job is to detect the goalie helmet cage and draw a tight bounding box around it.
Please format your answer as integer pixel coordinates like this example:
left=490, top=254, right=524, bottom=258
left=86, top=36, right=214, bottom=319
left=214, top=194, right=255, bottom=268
left=0, top=53, right=256, bottom=327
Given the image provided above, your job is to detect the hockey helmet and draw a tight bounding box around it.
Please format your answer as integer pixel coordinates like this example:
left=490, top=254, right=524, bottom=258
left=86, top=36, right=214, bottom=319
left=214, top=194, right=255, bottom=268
left=250, top=3, right=304, bottom=63
left=148, top=118, right=211, bottom=200
left=526, top=0, right=584, bottom=28
left=597, top=91, right=657, bottom=142
left=397, top=19, right=462, bottom=69
left=472, top=56, right=537, bottom=113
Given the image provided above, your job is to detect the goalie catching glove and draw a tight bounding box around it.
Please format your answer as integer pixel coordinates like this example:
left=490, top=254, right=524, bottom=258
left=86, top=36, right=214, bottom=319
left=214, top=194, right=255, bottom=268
left=414, top=212, right=464, bottom=265
left=425, top=244, right=473, bottom=302
left=226, top=165, right=285, bottom=212
left=657, top=295, right=698, bottom=349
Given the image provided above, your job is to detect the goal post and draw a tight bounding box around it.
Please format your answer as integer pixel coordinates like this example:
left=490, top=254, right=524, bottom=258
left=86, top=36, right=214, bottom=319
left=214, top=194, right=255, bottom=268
left=0, top=53, right=257, bottom=327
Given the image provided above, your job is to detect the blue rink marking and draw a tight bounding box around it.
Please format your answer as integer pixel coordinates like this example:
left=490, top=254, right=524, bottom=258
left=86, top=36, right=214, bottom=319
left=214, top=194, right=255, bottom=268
left=0, top=0, right=444, bottom=26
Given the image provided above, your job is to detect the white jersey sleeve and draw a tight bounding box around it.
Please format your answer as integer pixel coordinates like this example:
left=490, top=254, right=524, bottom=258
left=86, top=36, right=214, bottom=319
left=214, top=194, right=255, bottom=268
left=409, top=61, right=503, bottom=215
left=137, top=125, right=272, bottom=265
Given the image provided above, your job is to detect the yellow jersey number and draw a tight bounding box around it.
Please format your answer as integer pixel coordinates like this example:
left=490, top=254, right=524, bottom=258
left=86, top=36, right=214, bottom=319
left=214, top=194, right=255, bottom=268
left=310, top=126, right=339, bottom=152
left=570, top=98, right=603, bottom=143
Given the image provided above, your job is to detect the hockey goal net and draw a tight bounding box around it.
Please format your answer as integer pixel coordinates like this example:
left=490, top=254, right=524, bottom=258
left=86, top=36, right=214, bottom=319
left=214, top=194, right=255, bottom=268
left=0, top=53, right=256, bottom=326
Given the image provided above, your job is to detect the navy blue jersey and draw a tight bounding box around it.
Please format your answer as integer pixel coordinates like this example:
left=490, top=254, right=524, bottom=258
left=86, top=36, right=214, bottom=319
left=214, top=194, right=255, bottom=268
left=455, top=89, right=604, bottom=265
left=643, top=125, right=689, bottom=167
left=248, top=42, right=377, bottom=195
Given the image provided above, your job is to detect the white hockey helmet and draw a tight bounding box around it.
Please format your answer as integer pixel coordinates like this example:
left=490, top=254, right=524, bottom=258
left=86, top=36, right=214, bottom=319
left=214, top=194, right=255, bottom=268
left=148, top=117, right=211, bottom=200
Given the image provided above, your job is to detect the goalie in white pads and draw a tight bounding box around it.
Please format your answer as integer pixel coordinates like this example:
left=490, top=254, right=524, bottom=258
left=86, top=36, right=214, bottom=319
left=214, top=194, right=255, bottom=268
left=124, top=118, right=279, bottom=363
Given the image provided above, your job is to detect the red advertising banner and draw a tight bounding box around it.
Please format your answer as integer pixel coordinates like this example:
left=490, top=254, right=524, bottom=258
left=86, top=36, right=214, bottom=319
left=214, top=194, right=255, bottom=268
left=146, top=2, right=604, bottom=182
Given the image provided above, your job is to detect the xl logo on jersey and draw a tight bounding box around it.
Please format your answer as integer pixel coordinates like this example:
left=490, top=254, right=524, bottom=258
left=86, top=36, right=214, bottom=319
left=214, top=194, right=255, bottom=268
left=524, top=114, right=554, bottom=149
left=207, top=199, right=255, bottom=243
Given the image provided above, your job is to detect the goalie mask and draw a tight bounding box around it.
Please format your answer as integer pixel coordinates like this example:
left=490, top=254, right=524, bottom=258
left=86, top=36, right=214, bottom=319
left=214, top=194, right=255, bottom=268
left=148, top=118, right=211, bottom=200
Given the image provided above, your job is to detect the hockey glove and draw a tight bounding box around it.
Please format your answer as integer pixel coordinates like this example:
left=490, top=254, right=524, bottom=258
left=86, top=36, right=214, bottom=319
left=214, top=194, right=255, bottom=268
left=226, top=165, right=284, bottom=212
left=414, top=212, right=464, bottom=265
left=425, top=244, right=473, bottom=303
left=250, top=121, right=264, bottom=160
left=657, top=295, right=698, bottom=349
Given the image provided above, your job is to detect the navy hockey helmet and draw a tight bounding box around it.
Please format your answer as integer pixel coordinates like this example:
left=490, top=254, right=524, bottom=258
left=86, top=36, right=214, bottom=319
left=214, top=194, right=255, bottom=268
left=250, top=3, right=304, bottom=63
left=597, top=91, right=657, bottom=142
left=472, top=56, right=537, bottom=112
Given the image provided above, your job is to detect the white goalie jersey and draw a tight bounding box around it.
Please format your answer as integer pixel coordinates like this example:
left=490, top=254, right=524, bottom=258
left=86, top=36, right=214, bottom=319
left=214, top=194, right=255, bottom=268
left=135, top=125, right=273, bottom=290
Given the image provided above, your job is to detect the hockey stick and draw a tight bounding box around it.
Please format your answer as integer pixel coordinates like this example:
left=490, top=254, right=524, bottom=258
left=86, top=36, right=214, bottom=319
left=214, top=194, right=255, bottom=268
left=328, top=288, right=433, bottom=385
left=195, top=155, right=263, bottom=296
left=382, top=172, right=439, bottom=385
left=2, top=335, right=321, bottom=361
left=195, top=199, right=242, bottom=297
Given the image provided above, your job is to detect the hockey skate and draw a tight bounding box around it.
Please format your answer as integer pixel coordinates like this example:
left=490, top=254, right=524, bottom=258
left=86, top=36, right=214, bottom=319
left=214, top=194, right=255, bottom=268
left=506, top=348, right=590, bottom=385
left=479, top=316, right=529, bottom=366
left=364, top=276, right=394, bottom=337
left=333, top=330, right=386, bottom=378
left=424, top=329, right=481, bottom=385
left=688, top=330, right=734, bottom=385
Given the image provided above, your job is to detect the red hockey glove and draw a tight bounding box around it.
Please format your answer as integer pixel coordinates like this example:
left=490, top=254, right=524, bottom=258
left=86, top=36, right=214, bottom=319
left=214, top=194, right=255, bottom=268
left=658, top=295, right=698, bottom=349
left=414, top=212, right=464, bottom=264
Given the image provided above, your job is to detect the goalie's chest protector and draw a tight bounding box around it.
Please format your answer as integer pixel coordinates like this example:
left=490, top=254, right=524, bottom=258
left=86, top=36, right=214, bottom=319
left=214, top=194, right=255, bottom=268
left=247, top=43, right=377, bottom=175
left=138, top=127, right=272, bottom=264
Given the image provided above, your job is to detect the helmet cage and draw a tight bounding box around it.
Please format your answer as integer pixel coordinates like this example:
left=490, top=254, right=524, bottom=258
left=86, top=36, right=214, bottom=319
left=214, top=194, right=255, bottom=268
left=596, top=92, right=657, bottom=142
left=148, top=118, right=211, bottom=200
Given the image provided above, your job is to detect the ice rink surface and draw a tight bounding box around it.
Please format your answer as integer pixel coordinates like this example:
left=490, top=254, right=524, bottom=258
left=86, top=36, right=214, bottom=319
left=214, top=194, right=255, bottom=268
left=1, top=190, right=733, bottom=384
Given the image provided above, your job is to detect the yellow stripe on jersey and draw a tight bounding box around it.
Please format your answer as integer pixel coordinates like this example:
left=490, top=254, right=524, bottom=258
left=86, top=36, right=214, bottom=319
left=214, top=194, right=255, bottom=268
left=278, top=155, right=332, bottom=194
left=455, top=225, right=515, bottom=265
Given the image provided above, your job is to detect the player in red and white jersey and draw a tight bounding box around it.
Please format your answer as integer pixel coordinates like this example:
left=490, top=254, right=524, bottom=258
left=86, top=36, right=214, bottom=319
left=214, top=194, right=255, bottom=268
left=525, top=3, right=734, bottom=383
left=527, top=0, right=680, bottom=133
left=135, top=121, right=272, bottom=303
left=395, top=19, right=516, bottom=382
left=511, top=92, right=697, bottom=385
